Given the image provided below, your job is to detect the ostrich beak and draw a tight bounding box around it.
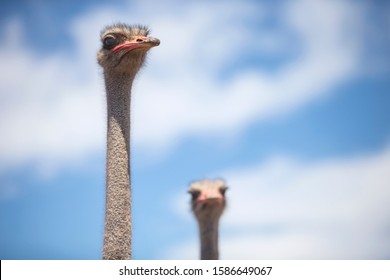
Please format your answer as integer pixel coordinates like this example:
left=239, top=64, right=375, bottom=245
left=141, top=37, right=160, bottom=47
left=112, top=36, right=160, bottom=54
left=197, top=189, right=225, bottom=203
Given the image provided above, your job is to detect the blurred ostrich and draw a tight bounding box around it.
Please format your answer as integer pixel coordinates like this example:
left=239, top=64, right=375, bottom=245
left=97, top=23, right=160, bottom=259
left=188, top=179, right=228, bottom=260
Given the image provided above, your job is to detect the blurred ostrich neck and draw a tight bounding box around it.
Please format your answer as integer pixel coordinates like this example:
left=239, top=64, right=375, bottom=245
left=199, top=218, right=220, bottom=260
left=103, top=71, right=135, bottom=260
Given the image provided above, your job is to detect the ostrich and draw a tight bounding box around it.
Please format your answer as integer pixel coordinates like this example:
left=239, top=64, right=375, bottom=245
left=188, top=179, right=228, bottom=260
left=97, top=23, right=160, bottom=260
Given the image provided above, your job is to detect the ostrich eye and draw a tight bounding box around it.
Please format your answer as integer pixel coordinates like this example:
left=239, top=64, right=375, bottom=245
left=189, top=190, right=201, bottom=200
left=103, top=36, right=117, bottom=49
left=219, top=186, right=228, bottom=196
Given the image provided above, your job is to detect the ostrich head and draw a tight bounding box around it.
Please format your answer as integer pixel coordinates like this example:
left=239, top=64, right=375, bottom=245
left=188, top=179, right=228, bottom=224
left=97, top=23, right=160, bottom=74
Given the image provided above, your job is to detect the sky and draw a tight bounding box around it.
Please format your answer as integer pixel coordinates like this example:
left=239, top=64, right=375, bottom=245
left=0, top=0, right=390, bottom=260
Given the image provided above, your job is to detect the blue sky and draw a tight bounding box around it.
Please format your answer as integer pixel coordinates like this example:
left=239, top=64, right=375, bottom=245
left=0, top=0, right=390, bottom=259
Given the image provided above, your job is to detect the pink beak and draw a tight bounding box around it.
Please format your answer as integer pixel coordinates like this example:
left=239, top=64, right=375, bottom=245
left=112, top=36, right=160, bottom=54
left=197, top=189, right=224, bottom=203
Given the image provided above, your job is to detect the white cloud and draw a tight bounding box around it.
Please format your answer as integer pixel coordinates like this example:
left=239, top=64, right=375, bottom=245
left=130, top=0, right=368, bottom=155
left=0, top=19, right=105, bottom=172
left=0, top=0, right=372, bottom=169
left=169, top=146, right=390, bottom=259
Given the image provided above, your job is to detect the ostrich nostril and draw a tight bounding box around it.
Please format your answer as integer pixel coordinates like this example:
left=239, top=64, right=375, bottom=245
left=136, top=38, right=144, bottom=42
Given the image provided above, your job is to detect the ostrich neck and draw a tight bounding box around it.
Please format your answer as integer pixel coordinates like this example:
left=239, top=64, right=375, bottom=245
left=103, top=71, right=135, bottom=260
left=199, top=219, right=220, bottom=260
